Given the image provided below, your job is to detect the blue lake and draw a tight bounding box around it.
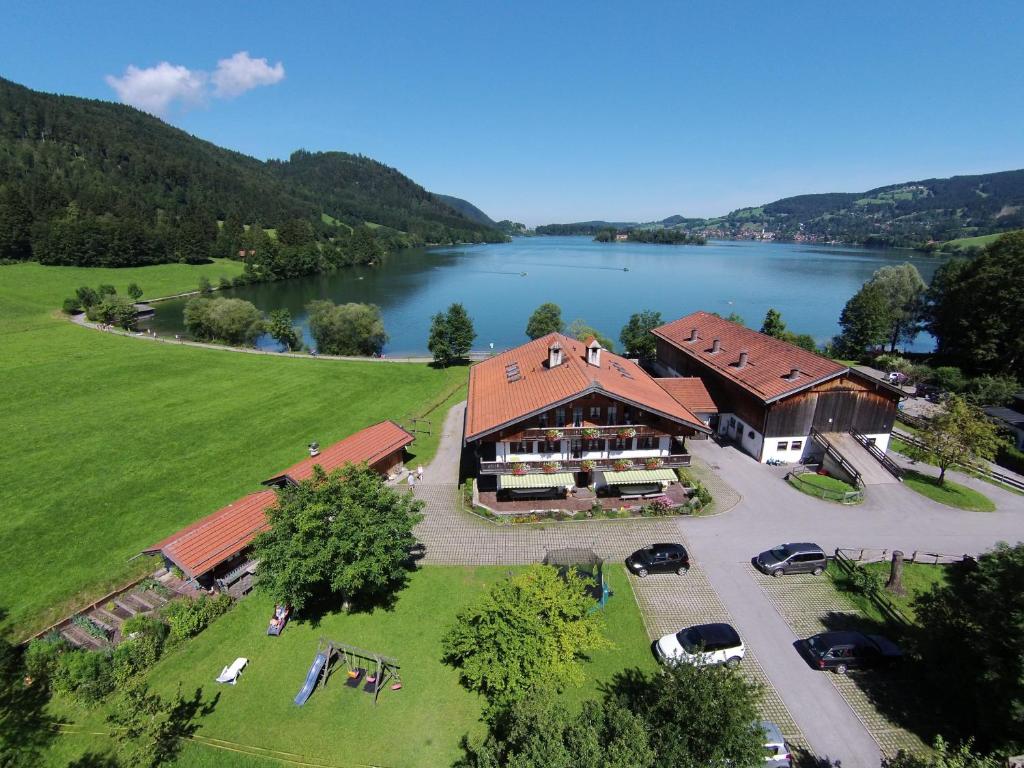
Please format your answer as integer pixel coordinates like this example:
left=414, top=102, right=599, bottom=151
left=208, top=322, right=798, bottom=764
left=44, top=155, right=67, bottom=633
left=142, top=237, right=947, bottom=355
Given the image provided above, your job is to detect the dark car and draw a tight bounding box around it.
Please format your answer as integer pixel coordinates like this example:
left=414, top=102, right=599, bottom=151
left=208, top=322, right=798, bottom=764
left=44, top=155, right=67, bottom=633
left=627, top=543, right=690, bottom=577
left=754, top=542, right=827, bottom=577
left=800, top=631, right=903, bottom=674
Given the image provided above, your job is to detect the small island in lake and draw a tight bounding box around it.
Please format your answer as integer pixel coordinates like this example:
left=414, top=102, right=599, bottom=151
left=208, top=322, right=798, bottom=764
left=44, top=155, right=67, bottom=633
left=594, top=227, right=706, bottom=245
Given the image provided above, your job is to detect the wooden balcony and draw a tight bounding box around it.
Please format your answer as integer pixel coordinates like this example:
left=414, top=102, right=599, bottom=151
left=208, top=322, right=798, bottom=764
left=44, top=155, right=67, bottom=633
left=479, top=454, right=691, bottom=475
left=516, top=424, right=664, bottom=440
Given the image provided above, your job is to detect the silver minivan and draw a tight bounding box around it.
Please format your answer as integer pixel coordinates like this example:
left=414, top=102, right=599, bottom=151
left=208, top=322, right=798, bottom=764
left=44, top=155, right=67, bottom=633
left=754, top=542, right=827, bottom=578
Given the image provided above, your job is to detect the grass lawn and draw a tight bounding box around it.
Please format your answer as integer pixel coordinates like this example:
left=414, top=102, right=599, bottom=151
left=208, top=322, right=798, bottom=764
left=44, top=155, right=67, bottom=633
left=787, top=471, right=860, bottom=503
left=902, top=470, right=995, bottom=512
left=829, top=560, right=948, bottom=625
left=44, top=565, right=657, bottom=767
left=0, top=262, right=467, bottom=638
left=938, top=230, right=1020, bottom=251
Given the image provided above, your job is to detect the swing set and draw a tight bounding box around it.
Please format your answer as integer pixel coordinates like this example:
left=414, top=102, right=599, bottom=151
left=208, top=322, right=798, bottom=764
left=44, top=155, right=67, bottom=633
left=307, top=638, right=402, bottom=705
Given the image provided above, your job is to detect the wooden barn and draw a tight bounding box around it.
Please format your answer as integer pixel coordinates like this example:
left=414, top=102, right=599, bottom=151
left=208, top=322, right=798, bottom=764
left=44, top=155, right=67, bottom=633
left=652, top=311, right=903, bottom=463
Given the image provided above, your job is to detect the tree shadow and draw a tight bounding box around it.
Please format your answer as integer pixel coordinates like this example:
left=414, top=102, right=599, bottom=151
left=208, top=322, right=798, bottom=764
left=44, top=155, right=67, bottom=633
left=0, top=608, right=57, bottom=764
left=66, top=753, right=120, bottom=768
left=293, top=569, right=414, bottom=628
left=814, top=611, right=939, bottom=745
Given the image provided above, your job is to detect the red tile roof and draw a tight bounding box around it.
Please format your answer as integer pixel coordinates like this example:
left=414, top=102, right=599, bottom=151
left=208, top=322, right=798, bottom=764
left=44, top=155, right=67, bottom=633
left=655, top=378, right=718, bottom=413
left=465, top=333, right=709, bottom=442
left=144, top=489, right=276, bottom=579
left=264, top=420, right=414, bottom=486
left=653, top=311, right=847, bottom=403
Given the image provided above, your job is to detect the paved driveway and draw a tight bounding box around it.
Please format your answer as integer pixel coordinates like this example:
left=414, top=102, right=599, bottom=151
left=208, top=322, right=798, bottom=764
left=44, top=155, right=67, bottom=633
left=416, top=404, right=1024, bottom=768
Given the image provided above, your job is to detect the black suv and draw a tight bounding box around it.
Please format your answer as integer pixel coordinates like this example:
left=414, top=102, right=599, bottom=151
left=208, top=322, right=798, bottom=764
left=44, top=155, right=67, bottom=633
left=754, top=543, right=827, bottom=578
left=799, top=631, right=903, bottom=674
left=626, top=543, right=690, bottom=577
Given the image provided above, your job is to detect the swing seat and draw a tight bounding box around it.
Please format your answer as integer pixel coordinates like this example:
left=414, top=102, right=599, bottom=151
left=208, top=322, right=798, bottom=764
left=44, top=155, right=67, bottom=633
left=364, top=678, right=379, bottom=693
left=390, top=682, right=403, bottom=691
left=345, top=668, right=365, bottom=687
left=365, top=674, right=377, bottom=683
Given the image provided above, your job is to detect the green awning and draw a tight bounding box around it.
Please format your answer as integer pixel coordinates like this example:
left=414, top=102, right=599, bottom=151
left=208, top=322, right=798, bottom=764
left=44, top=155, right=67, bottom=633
left=602, top=469, right=677, bottom=485
left=499, top=472, right=575, bottom=489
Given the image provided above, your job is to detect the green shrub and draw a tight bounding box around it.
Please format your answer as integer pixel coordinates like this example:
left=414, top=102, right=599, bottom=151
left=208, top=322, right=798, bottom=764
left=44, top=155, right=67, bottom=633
left=932, top=366, right=967, bottom=393
left=996, top=444, right=1024, bottom=475
left=25, top=635, right=69, bottom=683
left=53, top=648, right=114, bottom=702
left=691, top=481, right=713, bottom=507
left=62, top=296, right=83, bottom=314
left=112, top=634, right=161, bottom=689
left=572, top=510, right=589, bottom=520
left=162, top=594, right=233, bottom=641
left=848, top=564, right=884, bottom=595
left=218, top=276, right=233, bottom=290
left=122, top=614, right=169, bottom=646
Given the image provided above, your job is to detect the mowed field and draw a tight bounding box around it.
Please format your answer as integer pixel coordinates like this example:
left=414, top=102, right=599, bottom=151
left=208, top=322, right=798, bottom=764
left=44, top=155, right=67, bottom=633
left=44, top=566, right=657, bottom=767
left=0, top=262, right=467, bottom=637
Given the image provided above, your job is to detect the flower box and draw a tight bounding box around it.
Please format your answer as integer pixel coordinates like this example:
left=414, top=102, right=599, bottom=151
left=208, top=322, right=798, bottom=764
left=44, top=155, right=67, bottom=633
left=644, top=458, right=664, bottom=469
left=612, top=459, right=633, bottom=472
left=617, top=427, right=637, bottom=439
left=542, top=461, right=561, bottom=473
left=581, top=427, right=601, bottom=439
left=510, top=463, right=528, bottom=476
left=579, top=459, right=597, bottom=472
left=545, top=429, right=563, bottom=441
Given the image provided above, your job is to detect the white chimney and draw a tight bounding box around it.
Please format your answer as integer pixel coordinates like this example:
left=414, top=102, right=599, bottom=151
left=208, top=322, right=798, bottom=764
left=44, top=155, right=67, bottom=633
left=308, top=442, right=320, bottom=457
left=586, top=337, right=602, bottom=367
left=548, top=340, right=563, bottom=368
left=711, top=338, right=721, bottom=353
left=737, top=351, right=749, bottom=368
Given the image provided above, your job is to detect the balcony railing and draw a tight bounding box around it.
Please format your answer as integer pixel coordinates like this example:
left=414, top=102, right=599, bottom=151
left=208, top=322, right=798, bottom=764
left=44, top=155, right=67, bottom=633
left=517, top=424, right=663, bottom=440
left=479, top=454, right=691, bottom=475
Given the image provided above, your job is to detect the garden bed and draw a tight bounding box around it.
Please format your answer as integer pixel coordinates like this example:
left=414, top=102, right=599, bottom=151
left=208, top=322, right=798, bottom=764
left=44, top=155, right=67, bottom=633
left=902, top=470, right=995, bottom=512
left=786, top=470, right=862, bottom=504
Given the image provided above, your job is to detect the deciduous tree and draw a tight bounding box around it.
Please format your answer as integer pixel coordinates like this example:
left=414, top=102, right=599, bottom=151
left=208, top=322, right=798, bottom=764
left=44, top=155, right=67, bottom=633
left=611, top=661, right=765, bottom=768
left=834, top=282, right=892, bottom=357
left=252, top=465, right=423, bottom=613
left=525, top=302, right=565, bottom=339
left=568, top=319, right=615, bottom=352
left=912, top=543, right=1024, bottom=751
left=912, top=395, right=1002, bottom=483
left=619, top=310, right=663, bottom=360
left=267, top=308, right=302, bottom=351
left=184, top=297, right=264, bottom=345
left=442, top=565, right=610, bottom=706
left=108, top=682, right=212, bottom=768
left=307, top=299, right=388, bottom=356
left=428, top=303, right=476, bottom=365
left=760, top=308, right=786, bottom=338
left=870, top=263, right=927, bottom=351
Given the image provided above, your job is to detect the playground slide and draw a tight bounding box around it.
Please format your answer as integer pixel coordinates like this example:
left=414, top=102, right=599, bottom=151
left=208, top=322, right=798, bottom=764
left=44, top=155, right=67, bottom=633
left=294, top=652, right=327, bottom=706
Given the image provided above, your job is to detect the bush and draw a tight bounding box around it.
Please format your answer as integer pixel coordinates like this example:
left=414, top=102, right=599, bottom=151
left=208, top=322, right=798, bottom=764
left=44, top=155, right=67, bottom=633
left=161, top=595, right=233, bottom=641
left=198, top=276, right=212, bottom=294
left=121, top=614, right=169, bottom=645
left=692, top=480, right=713, bottom=507
left=848, top=564, right=884, bottom=595
left=25, top=635, right=69, bottom=684
left=218, top=276, right=233, bottom=290
left=75, top=285, right=99, bottom=308
left=931, top=366, right=967, bottom=393
left=112, top=634, right=162, bottom=689
left=53, top=648, right=114, bottom=702
left=62, top=296, right=83, bottom=314
left=184, top=296, right=264, bottom=345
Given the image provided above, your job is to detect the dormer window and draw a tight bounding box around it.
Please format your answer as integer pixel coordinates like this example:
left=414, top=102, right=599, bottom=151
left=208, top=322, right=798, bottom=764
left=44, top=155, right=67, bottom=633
left=548, top=341, right=563, bottom=368
left=586, top=338, right=602, bottom=367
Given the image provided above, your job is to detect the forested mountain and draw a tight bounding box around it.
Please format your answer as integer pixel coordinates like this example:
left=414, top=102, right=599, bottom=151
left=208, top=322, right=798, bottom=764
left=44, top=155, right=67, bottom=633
left=433, top=194, right=496, bottom=227
left=537, top=171, right=1024, bottom=247
left=0, top=76, right=504, bottom=269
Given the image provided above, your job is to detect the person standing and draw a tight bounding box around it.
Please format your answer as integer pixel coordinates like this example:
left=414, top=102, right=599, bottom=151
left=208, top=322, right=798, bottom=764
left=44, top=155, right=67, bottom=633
left=417, top=465, right=424, bottom=481
left=407, top=472, right=416, bottom=492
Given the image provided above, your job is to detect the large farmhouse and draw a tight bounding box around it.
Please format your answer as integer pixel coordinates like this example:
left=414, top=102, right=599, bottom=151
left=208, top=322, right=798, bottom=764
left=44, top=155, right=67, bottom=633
left=652, top=311, right=902, bottom=464
left=464, top=333, right=710, bottom=500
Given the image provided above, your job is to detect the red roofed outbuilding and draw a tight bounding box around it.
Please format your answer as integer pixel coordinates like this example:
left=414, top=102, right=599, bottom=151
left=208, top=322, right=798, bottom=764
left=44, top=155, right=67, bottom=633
left=652, top=311, right=902, bottom=463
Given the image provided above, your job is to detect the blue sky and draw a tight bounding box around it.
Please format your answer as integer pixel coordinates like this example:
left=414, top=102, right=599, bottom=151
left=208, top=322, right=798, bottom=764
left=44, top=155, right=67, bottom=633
left=3, top=1, right=1023, bottom=225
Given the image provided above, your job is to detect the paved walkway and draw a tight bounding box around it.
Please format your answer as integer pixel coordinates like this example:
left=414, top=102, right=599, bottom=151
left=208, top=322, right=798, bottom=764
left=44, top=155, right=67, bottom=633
left=415, top=403, right=1024, bottom=768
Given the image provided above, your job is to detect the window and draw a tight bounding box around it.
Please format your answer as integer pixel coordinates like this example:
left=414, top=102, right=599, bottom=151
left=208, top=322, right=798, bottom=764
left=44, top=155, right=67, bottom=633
left=539, top=440, right=560, bottom=453
left=777, top=441, right=788, bottom=451
left=509, top=441, right=528, bottom=454
left=637, top=436, right=655, bottom=450
left=555, top=408, right=566, bottom=427
left=728, top=417, right=736, bottom=428
left=606, top=406, right=617, bottom=425
left=538, top=412, right=549, bottom=427
left=585, top=439, right=604, bottom=452
left=610, top=438, right=631, bottom=451
left=572, top=406, right=583, bottom=427
left=623, top=408, right=632, bottom=424
left=589, top=406, right=601, bottom=420
left=791, top=440, right=803, bottom=451
left=748, top=430, right=755, bottom=439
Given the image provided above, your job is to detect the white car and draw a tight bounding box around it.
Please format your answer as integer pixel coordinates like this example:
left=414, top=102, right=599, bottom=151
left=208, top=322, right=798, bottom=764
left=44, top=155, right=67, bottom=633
left=656, top=622, right=745, bottom=667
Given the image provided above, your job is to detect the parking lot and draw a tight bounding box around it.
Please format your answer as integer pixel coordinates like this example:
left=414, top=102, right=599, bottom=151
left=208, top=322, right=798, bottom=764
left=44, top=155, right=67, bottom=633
left=747, top=564, right=928, bottom=757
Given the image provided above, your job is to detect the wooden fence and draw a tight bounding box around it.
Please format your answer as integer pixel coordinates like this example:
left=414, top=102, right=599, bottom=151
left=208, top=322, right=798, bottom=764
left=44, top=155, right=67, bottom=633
left=787, top=468, right=863, bottom=504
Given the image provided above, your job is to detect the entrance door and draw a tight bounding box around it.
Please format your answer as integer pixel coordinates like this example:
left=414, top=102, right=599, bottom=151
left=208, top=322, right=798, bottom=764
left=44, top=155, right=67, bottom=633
left=570, top=439, right=583, bottom=459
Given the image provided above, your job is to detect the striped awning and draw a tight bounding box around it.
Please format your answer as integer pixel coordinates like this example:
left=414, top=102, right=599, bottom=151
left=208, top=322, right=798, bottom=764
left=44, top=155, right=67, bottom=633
left=602, top=468, right=677, bottom=485
left=499, top=472, right=575, bottom=489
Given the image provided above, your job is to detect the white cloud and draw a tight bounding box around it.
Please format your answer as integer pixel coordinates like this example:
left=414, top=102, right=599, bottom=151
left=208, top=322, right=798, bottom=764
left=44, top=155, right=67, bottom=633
left=211, top=51, right=285, bottom=98
left=105, top=52, right=285, bottom=117
left=105, top=62, right=207, bottom=117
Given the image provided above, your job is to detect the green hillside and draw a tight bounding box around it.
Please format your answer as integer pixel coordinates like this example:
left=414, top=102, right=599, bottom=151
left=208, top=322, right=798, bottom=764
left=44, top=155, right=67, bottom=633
left=0, top=77, right=504, bottom=268
left=433, top=193, right=497, bottom=226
